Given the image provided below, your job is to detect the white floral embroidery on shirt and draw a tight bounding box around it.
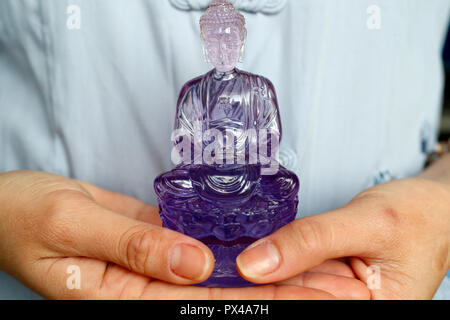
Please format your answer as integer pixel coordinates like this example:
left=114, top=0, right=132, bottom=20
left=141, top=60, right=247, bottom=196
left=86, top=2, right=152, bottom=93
left=169, top=0, right=287, bottom=14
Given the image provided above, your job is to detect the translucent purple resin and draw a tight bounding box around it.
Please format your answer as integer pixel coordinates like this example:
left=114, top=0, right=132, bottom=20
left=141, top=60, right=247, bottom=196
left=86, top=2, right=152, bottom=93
left=153, top=0, right=299, bottom=287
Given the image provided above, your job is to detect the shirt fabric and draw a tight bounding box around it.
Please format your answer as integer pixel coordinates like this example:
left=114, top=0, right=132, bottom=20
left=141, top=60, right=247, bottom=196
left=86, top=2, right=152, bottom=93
left=0, top=0, right=449, bottom=299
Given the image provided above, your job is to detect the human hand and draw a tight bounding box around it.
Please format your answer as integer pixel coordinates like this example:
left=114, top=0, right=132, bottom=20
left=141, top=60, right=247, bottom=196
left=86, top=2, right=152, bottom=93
left=236, top=178, right=450, bottom=299
left=0, top=170, right=361, bottom=300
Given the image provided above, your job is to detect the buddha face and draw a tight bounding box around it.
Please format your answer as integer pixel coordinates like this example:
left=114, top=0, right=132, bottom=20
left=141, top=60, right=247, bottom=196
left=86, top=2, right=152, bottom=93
left=202, top=25, right=244, bottom=73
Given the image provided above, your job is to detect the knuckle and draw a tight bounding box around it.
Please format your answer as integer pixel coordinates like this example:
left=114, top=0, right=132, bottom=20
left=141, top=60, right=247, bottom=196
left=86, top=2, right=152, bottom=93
left=37, top=190, right=87, bottom=247
left=118, top=225, right=161, bottom=274
left=376, top=204, right=402, bottom=232
left=370, top=204, right=402, bottom=249
left=379, top=205, right=400, bottom=225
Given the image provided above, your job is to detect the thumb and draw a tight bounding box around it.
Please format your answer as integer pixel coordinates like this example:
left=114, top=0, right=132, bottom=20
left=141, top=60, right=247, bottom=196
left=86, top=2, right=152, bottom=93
left=236, top=199, right=393, bottom=283
left=41, top=191, right=215, bottom=285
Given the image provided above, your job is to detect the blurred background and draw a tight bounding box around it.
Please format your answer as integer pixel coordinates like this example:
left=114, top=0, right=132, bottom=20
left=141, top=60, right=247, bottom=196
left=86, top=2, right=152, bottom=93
left=442, top=25, right=450, bottom=141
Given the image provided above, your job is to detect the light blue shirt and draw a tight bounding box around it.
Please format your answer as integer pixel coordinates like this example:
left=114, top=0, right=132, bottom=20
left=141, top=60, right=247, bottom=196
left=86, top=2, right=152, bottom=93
left=0, top=0, right=449, bottom=299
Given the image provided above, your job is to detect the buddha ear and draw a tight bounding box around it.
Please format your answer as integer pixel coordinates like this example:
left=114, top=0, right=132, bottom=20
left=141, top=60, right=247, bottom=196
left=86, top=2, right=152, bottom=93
left=202, top=44, right=211, bottom=63
left=238, top=42, right=245, bottom=63
left=238, top=29, right=247, bottom=63
left=200, top=35, right=210, bottom=63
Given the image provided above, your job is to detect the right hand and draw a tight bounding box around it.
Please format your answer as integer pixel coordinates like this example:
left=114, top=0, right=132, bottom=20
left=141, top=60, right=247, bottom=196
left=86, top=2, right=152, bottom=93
left=0, top=170, right=367, bottom=299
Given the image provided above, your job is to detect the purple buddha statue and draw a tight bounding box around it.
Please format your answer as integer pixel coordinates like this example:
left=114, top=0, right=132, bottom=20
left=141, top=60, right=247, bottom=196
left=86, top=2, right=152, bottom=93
left=154, top=0, right=299, bottom=287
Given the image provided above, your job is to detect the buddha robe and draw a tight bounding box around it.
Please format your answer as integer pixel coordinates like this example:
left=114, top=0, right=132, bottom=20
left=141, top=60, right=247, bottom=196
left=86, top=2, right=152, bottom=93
left=155, top=68, right=299, bottom=207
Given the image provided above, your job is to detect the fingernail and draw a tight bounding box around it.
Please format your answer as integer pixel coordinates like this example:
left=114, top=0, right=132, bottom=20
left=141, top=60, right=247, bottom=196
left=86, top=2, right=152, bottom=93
left=170, top=243, right=209, bottom=281
left=236, top=240, right=281, bottom=278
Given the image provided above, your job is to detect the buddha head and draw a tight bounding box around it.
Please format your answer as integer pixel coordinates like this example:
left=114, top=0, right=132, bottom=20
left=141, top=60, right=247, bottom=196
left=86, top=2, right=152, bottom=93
left=200, top=0, right=247, bottom=72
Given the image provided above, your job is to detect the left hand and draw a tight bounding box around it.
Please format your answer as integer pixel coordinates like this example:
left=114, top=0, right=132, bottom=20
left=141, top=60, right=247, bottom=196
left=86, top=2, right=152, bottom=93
left=236, top=178, right=450, bottom=299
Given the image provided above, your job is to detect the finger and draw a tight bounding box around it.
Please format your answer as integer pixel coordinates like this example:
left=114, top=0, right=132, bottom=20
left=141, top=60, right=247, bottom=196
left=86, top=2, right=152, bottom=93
left=308, top=260, right=355, bottom=278
left=77, top=181, right=161, bottom=226
left=40, top=191, right=214, bottom=285
left=140, top=281, right=336, bottom=300
left=276, top=272, right=370, bottom=300
left=33, top=257, right=336, bottom=300
left=28, top=256, right=151, bottom=299
left=236, top=201, right=392, bottom=283
left=349, top=257, right=372, bottom=285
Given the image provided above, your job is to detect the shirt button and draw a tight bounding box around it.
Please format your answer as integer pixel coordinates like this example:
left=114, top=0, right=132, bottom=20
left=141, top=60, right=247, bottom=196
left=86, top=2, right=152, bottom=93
left=374, top=170, right=396, bottom=185
left=421, top=121, right=433, bottom=154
